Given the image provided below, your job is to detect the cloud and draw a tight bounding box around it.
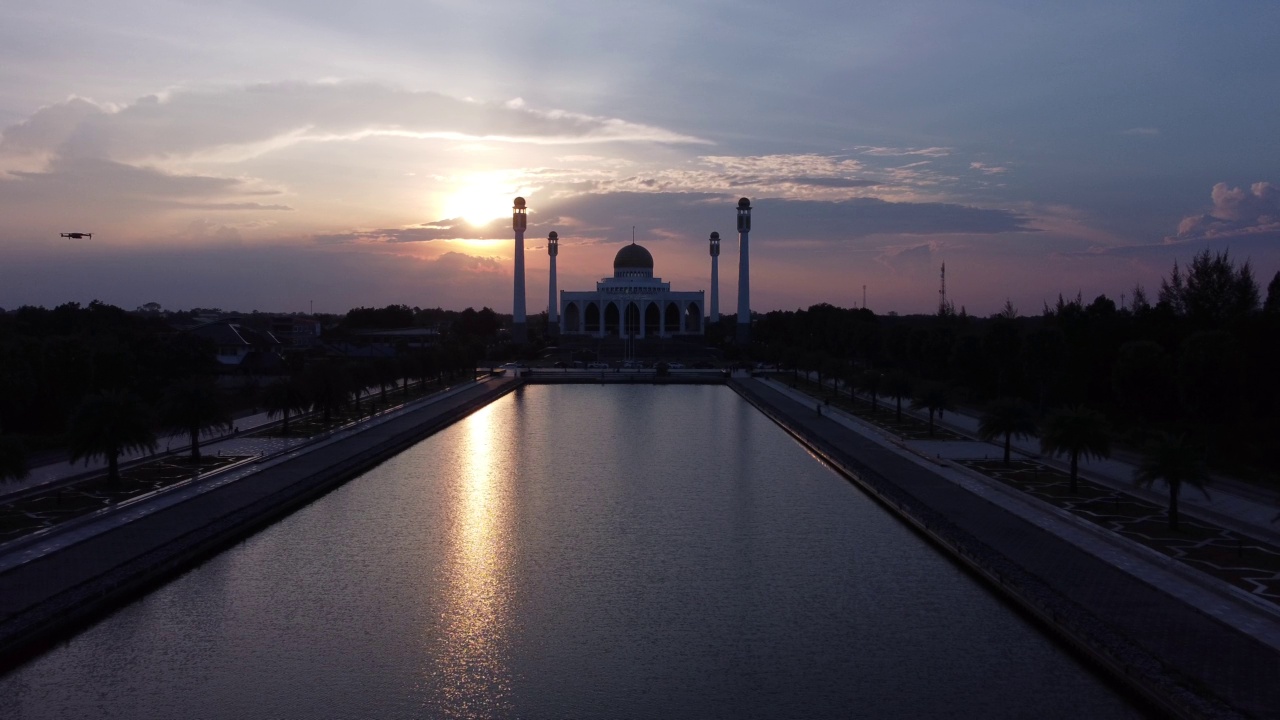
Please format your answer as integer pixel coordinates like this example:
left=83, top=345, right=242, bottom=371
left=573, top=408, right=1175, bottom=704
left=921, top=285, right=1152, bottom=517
left=969, top=162, right=1008, bottom=175
left=1176, top=181, right=1280, bottom=239
left=0, top=82, right=709, bottom=169
left=328, top=191, right=1037, bottom=247
left=855, top=146, right=951, bottom=157
left=875, top=242, right=936, bottom=276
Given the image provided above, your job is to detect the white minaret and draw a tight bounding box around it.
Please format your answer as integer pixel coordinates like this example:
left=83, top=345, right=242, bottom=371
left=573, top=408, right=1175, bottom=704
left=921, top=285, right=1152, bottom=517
left=512, top=196, right=528, bottom=344
left=735, top=197, right=751, bottom=345
left=547, top=230, right=559, bottom=338
left=709, top=231, right=721, bottom=324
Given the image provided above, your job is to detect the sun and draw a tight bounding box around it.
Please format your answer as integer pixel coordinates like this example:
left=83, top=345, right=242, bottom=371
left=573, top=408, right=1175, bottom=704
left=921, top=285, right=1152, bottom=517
left=444, top=183, right=510, bottom=228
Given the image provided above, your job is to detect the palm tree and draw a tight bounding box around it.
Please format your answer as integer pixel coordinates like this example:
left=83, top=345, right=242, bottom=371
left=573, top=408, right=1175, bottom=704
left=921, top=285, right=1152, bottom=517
left=263, top=378, right=310, bottom=435
left=910, top=382, right=953, bottom=437
left=1134, top=433, right=1209, bottom=531
left=375, top=357, right=399, bottom=402
left=886, top=371, right=913, bottom=422
left=306, top=361, right=351, bottom=425
left=859, top=371, right=884, bottom=412
left=0, top=435, right=28, bottom=482
left=159, top=378, right=232, bottom=462
left=67, top=390, right=157, bottom=485
left=1039, top=405, right=1111, bottom=493
left=346, top=362, right=374, bottom=415
left=978, top=397, right=1038, bottom=465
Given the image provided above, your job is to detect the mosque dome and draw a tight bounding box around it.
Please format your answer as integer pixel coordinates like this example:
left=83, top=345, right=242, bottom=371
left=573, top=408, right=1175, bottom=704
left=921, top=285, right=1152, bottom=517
left=613, top=243, right=654, bottom=270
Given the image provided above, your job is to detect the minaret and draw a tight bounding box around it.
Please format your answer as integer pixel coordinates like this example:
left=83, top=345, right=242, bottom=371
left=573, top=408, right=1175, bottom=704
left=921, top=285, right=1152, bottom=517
left=708, top=231, right=721, bottom=324
left=547, top=230, right=559, bottom=338
left=735, top=197, right=752, bottom=345
left=512, top=196, right=528, bottom=344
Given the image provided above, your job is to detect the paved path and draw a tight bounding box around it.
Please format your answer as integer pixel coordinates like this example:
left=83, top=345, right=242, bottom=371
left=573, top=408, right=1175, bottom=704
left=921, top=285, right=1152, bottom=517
left=739, top=377, right=1280, bottom=719
left=3, top=384, right=424, bottom=497
left=794, top=372, right=1280, bottom=540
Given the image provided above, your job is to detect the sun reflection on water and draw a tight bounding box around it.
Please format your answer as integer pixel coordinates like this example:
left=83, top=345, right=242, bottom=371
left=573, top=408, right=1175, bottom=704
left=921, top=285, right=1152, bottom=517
left=423, top=404, right=515, bottom=718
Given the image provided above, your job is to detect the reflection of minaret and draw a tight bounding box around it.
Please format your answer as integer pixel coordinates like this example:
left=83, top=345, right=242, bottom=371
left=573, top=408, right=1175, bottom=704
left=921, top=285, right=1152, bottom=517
left=735, top=197, right=752, bottom=345
left=709, top=231, right=721, bottom=324
left=512, top=197, right=527, bottom=344
left=547, top=231, right=559, bottom=338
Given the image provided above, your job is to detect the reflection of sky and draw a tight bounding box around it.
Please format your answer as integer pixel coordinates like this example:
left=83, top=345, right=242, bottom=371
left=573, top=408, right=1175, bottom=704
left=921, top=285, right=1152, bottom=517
left=424, top=403, right=514, bottom=719
left=1, top=3, right=1279, bottom=314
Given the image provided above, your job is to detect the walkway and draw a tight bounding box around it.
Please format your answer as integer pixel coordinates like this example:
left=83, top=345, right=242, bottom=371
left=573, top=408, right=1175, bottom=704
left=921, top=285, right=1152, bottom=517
left=745, top=377, right=1279, bottom=719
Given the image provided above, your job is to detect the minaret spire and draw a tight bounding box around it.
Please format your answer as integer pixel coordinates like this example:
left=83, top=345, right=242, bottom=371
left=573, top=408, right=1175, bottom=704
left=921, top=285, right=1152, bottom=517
left=512, top=196, right=528, bottom=343
left=735, top=197, right=752, bottom=345
left=709, top=231, right=721, bottom=324
left=547, top=230, right=559, bottom=338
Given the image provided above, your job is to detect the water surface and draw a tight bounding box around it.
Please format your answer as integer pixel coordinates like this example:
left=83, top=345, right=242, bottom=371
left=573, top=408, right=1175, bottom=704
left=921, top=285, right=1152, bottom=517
left=0, top=385, right=1144, bottom=718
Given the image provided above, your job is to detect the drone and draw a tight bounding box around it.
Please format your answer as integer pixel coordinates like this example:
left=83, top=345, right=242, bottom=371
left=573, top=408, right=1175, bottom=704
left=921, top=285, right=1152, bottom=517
left=60, top=232, right=93, bottom=239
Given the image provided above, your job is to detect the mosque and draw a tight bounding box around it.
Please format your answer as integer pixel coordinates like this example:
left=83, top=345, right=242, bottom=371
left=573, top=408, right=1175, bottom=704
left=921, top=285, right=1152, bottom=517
left=509, top=196, right=753, bottom=344
left=558, top=243, right=705, bottom=338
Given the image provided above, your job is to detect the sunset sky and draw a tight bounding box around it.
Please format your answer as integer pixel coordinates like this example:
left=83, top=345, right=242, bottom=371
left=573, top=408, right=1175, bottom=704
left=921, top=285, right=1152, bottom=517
left=1, top=1, right=1277, bottom=316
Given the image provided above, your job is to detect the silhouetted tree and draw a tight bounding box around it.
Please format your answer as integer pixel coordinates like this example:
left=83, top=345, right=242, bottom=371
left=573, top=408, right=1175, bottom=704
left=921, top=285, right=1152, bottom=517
left=1159, top=249, right=1259, bottom=326
left=886, top=371, right=913, bottom=422
left=305, top=361, right=351, bottom=424
left=978, top=397, right=1038, bottom=465
left=0, top=436, right=28, bottom=482
left=67, top=390, right=157, bottom=484
left=1178, top=330, right=1244, bottom=429
left=1040, top=406, right=1111, bottom=493
left=263, top=378, right=310, bottom=435
left=1111, top=340, right=1175, bottom=432
left=1134, top=434, right=1209, bottom=531
left=375, top=357, right=399, bottom=402
left=1264, top=271, right=1280, bottom=314
left=910, top=382, right=953, bottom=437
left=859, top=371, right=884, bottom=412
left=159, top=378, right=232, bottom=462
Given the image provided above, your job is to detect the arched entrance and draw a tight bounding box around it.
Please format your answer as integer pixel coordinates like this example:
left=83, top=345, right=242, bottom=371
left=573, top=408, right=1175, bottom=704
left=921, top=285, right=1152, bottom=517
left=644, top=302, right=660, bottom=337
left=604, top=303, right=620, bottom=336
left=665, top=303, right=680, bottom=334
left=684, top=302, right=700, bottom=332
left=564, top=303, right=581, bottom=333
left=624, top=302, right=641, bottom=337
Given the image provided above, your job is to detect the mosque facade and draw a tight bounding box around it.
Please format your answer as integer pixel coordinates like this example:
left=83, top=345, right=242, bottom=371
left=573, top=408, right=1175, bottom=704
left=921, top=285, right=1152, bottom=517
left=558, top=243, right=705, bottom=338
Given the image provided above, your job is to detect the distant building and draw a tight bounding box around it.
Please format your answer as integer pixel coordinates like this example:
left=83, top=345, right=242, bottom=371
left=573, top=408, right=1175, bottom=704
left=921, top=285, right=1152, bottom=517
left=348, top=327, right=440, bottom=351
left=187, top=320, right=284, bottom=371
left=559, top=243, right=704, bottom=338
left=270, top=316, right=322, bottom=348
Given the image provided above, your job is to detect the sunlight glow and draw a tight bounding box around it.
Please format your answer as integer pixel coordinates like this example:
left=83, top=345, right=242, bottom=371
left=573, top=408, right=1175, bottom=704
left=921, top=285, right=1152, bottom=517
left=426, top=403, right=514, bottom=716
left=444, top=179, right=511, bottom=227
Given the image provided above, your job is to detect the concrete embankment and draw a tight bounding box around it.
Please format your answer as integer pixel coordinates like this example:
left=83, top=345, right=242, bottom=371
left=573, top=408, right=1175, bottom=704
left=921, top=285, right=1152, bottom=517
left=0, top=377, right=522, bottom=671
left=730, top=378, right=1275, bottom=720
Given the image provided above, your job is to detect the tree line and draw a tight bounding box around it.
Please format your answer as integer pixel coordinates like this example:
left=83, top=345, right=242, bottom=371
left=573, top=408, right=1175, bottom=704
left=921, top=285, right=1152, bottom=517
left=745, top=250, right=1280, bottom=494
left=0, top=302, right=505, bottom=482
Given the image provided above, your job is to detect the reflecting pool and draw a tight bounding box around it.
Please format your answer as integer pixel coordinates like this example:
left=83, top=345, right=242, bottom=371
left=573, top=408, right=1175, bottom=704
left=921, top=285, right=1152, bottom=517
left=0, top=385, right=1145, bottom=718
